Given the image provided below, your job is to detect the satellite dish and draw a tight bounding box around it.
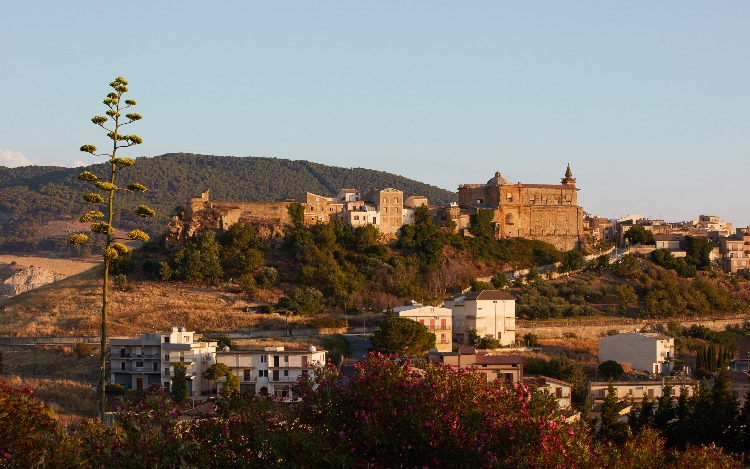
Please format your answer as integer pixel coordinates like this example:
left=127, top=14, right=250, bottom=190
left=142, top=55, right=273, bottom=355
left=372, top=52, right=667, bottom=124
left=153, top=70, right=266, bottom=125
left=308, top=346, right=316, bottom=352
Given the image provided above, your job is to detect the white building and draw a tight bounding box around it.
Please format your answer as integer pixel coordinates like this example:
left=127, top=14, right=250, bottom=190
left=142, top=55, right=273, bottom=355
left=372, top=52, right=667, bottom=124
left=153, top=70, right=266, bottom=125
left=215, top=346, right=326, bottom=398
left=599, top=332, right=675, bottom=375
left=110, top=327, right=217, bottom=396
left=392, top=301, right=453, bottom=352
left=446, top=290, right=516, bottom=346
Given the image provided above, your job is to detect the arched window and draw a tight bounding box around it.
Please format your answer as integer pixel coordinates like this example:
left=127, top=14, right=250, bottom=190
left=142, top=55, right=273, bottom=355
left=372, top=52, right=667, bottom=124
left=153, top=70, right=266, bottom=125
left=505, top=213, right=514, bottom=225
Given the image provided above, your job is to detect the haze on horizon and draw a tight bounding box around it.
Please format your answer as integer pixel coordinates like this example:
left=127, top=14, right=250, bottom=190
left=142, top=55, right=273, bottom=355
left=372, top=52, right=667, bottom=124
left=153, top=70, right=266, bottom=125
left=1, top=3, right=748, bottom=227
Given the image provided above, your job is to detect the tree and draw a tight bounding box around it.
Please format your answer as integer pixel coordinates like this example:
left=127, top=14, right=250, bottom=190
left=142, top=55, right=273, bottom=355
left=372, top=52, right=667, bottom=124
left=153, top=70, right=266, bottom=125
left=598, top=360, right=624, bottom=380
left=204, top=363, right=230, bottom=395
left=371, top=317, right=436, bottom=357
left=221, top=373, right=240, bottom=397
left=277, top=287, right=324, bottom=316
left=469, top=209, right=495, bottom=238
left=597, top=379, right=632, bottom=444
left=624, top=226, right=655, bottom=245
left=684, top=236, right=712, bottom=270
left=287, top=202, right=304, bottom=228
left=170, top=362, right=190, bottom=403
left=67, top=77, right=154, bottom=421
left=559, top=250, right=585, bottom=273
left=165, top=230, right=223, bottom=281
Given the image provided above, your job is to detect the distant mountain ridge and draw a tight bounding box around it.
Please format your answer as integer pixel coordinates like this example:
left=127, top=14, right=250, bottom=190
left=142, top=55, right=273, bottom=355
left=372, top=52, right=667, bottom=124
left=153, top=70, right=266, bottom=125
left=0, top=153, right=457, bottom=248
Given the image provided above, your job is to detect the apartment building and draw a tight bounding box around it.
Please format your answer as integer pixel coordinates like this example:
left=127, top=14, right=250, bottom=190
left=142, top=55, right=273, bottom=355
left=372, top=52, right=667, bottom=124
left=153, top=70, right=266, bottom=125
left=599, top=332, right=675, bottom=375
left=392, top=301, right=453, bottom=352
left=110, top=327, right=217, bottom=396
left=446, top=290, right=516, bottom=346
left=215, top=346, right=326, bottom=398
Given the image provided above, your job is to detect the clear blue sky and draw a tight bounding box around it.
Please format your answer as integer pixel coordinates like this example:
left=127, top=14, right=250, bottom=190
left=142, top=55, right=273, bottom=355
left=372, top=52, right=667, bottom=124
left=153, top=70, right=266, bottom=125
left=2, top=2, right=749, bottom=226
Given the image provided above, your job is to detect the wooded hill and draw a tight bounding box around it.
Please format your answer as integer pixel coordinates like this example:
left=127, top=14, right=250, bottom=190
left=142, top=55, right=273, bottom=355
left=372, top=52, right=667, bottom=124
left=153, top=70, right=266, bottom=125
left=0, top=153, right=457, bottom=252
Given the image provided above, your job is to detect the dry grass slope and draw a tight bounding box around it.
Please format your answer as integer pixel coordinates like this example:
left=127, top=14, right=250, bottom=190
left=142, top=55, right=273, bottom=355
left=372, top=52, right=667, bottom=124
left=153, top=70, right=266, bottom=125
left=0, top=267, right=322, bottom=337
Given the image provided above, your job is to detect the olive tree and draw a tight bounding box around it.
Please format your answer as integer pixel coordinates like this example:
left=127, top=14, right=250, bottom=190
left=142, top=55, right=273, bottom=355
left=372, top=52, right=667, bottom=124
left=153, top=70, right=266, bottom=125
left=67, top=77, right=154, bottom=421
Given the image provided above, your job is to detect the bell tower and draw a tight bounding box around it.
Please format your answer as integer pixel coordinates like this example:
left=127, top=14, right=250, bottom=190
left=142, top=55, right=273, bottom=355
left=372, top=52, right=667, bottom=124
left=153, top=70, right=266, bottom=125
left=561, top=163, right=576, bottom=185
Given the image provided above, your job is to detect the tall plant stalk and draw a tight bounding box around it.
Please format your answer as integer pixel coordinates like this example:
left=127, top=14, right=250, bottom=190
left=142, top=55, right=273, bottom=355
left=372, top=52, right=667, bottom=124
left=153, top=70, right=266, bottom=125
left=68, top=76, right=154, bottom=421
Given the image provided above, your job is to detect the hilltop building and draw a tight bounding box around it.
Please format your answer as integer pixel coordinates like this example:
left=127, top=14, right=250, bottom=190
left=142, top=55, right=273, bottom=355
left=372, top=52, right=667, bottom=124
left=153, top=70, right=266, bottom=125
left=456, top=165, right=583, bottom=251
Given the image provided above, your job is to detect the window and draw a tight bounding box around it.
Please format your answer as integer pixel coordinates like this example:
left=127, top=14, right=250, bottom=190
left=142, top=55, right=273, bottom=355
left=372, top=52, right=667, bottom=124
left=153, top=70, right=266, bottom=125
left=302, top=356, right=308, bottom=367
left=259, top=370, right=268, bottom=378
left=153, top=362, right=158, bottom=371
left=394, top=198, right=399, bottom=203
left=136, top=361, right=143, bottom=368
left=244, top=369, right=251, bottom=381
left=284, top=370, right=289, bottom=377
left=163, top=336, right=170, bottom=343
left=121, top=362, right=125, bottom=370
left=261, top=355, right=267, bottom=363
left=476, top=199, right=484, bottom=204
left=164, top=354, right=169, bottom=361
left=284, top=356, right=289, bottom=363
left=440, top=333, right=446, bottom=343
left=383, top=197, right=388, bottom=203
left=556, top=387, right=563, bottom=398
left=383, top=207, right=388, bottom=213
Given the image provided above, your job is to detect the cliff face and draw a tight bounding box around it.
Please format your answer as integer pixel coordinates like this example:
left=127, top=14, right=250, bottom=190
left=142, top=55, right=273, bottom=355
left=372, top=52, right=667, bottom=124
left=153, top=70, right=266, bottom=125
left=0, top=265, right=62, bottom=300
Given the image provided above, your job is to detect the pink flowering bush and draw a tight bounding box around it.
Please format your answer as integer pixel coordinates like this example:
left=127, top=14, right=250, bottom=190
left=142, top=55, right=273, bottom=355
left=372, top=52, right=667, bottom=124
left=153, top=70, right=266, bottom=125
left=295, top=352, right=591, bottom=467
left=0, top=381, right=57, bottom=467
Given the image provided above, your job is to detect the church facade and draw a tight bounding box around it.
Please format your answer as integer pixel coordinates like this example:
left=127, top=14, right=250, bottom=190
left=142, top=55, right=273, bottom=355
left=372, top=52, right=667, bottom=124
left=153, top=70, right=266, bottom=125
left=457, top=165, right=583, bottom=251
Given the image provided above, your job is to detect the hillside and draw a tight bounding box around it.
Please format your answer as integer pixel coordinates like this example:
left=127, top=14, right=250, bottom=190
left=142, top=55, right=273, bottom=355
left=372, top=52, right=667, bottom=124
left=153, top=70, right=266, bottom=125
left=0, top=153, right=457, bottom=252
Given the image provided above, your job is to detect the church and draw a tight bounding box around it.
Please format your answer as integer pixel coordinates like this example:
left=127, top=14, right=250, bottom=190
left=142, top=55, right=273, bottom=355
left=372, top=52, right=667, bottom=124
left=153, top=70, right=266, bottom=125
left=457, top=165, right=583, bottom=251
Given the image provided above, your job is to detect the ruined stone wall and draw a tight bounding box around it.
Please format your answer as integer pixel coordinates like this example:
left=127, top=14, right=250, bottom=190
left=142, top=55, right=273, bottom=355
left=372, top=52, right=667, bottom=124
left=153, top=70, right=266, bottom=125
left=166, top=192, right=293, bottom=248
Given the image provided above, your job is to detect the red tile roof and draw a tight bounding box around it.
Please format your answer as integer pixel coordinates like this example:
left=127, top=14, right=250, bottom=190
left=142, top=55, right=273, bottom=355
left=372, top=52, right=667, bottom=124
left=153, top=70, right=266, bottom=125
left=473, top=354, right=524, bottom=365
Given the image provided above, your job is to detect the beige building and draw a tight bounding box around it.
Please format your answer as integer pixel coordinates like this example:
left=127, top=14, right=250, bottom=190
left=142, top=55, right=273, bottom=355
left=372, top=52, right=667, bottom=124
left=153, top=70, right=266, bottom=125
left=456, top=165, right=583, bottom=251
left=215, top=346, right=326, bottom=398
left=437, top=346, right=524, bottom=384
left=523, top=376, right=573, bottom=409
left=446, top=290, right=516, bottom=346
left=363, top=188, right=404, bottom=235
left=392, top=301, right=452, bottom=352
left=599, top=333, right=675, bottom=375
left=718, top=229, right=750, bottom=274
left=588, top=379, right=694, bottom=405
left=110, top=327, right=217, bottom=396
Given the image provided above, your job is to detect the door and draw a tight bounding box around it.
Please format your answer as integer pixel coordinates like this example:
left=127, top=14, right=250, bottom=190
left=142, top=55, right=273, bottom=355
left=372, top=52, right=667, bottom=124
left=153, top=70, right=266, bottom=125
left=273, top=370, right=280, bottom=382
left=136, top=377, right=143, bottom=391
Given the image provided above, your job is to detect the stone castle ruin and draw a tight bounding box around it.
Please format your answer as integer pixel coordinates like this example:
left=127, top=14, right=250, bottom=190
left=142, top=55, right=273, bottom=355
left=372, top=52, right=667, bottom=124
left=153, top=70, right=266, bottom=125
left=167, top=165, right=584, bottom=252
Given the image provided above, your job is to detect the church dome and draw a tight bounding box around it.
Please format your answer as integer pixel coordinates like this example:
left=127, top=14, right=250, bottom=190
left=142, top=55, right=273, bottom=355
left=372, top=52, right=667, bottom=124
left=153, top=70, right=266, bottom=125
left=488, top=171, right=511, bottom=186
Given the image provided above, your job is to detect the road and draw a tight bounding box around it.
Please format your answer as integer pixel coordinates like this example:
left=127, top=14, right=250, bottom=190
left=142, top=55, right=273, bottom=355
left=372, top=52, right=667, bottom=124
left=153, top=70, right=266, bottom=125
left=342, top=334, right=371, bottom=378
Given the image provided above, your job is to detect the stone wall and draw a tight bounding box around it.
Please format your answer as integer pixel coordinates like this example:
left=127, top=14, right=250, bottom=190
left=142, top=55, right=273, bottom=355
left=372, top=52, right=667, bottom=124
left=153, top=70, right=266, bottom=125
left=517, top=316, right=749, bottom=339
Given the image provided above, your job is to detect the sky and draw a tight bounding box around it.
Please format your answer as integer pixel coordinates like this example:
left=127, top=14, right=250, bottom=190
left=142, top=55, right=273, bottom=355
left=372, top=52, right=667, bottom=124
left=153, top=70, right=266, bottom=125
left=1, top=2, right=749, bottom=227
